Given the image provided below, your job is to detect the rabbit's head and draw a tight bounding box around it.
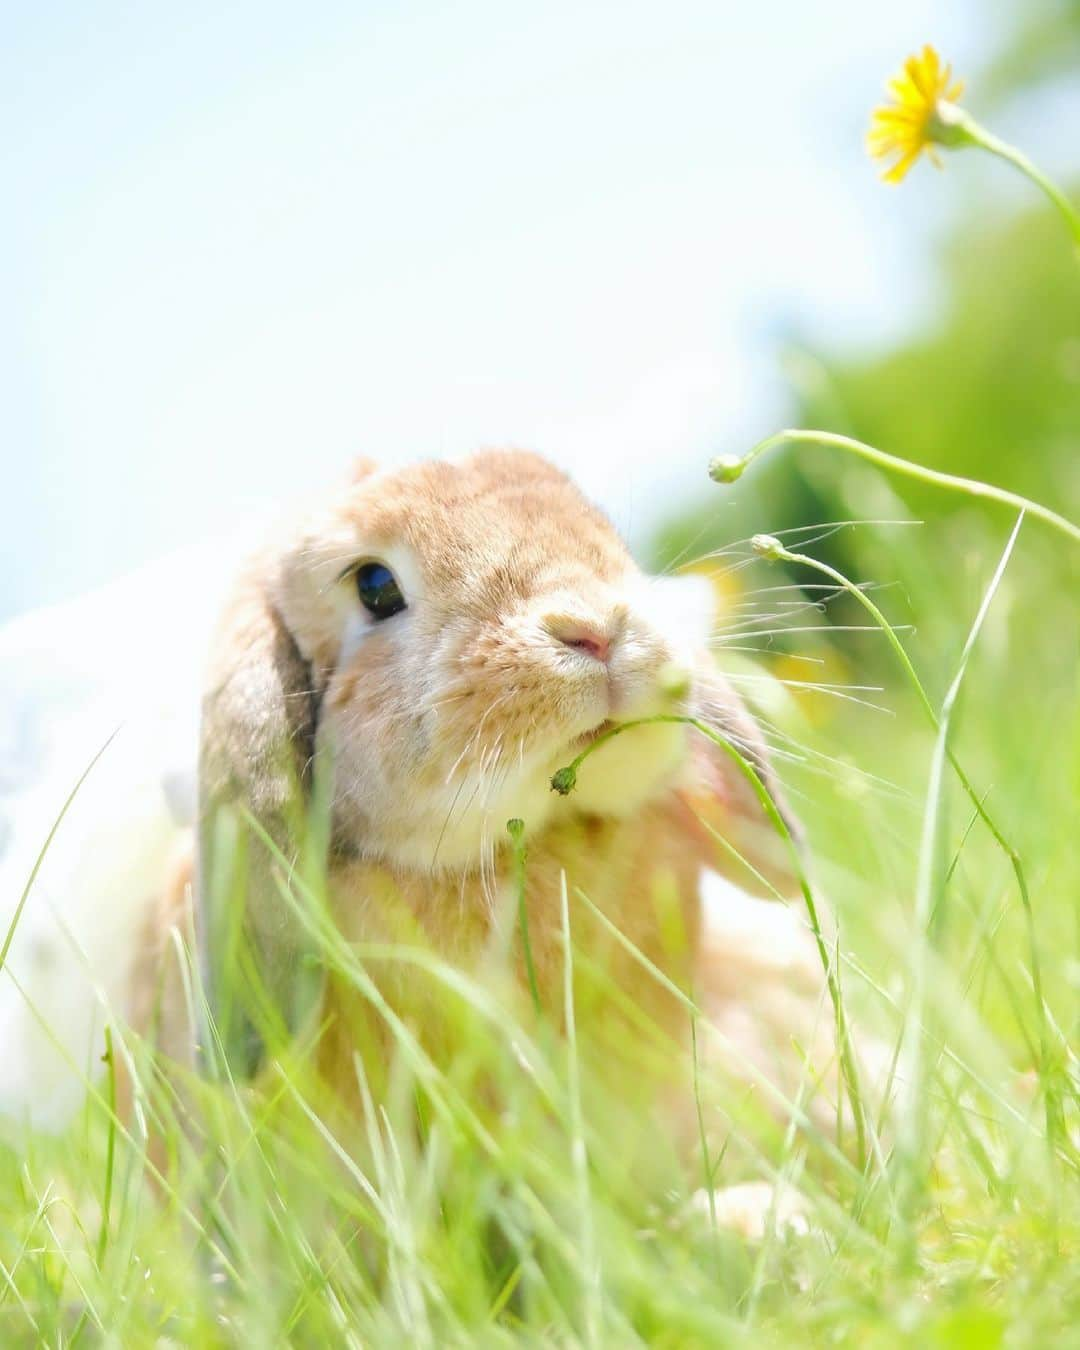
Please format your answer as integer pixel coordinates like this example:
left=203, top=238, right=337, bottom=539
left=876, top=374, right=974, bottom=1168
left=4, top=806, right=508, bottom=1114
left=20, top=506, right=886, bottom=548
left=237, top=451, right=712, bottom=870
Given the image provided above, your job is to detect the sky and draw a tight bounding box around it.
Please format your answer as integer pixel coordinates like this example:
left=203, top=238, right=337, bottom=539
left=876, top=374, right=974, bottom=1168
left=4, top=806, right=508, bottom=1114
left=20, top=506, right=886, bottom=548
left=1, top=0, right=1057, bottom=621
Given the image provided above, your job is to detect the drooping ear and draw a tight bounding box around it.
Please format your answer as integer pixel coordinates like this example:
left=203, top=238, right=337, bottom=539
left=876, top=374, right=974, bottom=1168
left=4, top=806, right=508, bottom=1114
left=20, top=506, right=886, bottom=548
left=196, top=553, right=325, bottom=1075
left=348, top=455, right=379, bottom=484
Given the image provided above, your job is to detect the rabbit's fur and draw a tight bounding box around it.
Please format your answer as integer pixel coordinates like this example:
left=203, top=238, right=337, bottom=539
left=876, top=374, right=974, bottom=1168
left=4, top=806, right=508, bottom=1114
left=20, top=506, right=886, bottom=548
left=149, top=450, right=865, bottom=1191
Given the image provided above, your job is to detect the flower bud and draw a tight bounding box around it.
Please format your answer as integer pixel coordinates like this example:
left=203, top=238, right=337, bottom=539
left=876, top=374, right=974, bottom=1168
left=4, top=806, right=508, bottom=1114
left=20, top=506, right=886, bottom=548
left=751, top=533, right=786, bottom=561
left=708, top=455, right=745, bottom=484
left=658, top=661, right=691, bottom=702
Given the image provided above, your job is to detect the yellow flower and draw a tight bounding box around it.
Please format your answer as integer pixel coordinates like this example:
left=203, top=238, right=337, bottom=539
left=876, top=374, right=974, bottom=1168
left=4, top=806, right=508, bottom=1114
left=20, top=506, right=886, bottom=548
left=868, top=45, right=965, bottom=183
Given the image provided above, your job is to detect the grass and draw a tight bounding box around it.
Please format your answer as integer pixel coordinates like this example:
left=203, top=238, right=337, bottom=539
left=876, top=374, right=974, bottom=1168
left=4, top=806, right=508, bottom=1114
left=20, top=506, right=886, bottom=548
left=2, top=460, right=1079, bottom=1348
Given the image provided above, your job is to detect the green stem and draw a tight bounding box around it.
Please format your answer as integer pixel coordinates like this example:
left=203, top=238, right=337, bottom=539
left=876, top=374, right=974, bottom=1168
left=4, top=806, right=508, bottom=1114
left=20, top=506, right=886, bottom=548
left=96, top=1026, right=118, bottom=1270
left=962, top=118, right=1080, bottom=253
left=551, top=714, right=869, bottom=1170
left=507, top=817, right=543, bottom=1016
left=709, top=430, right=1080, bottom=548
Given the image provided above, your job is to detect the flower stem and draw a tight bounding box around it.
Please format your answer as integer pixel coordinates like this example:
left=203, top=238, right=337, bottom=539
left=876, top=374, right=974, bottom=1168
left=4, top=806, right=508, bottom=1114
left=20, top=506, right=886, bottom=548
left=710, top=429, right=1080, bottom=547
left=962, top=118, right=1080, bottom=254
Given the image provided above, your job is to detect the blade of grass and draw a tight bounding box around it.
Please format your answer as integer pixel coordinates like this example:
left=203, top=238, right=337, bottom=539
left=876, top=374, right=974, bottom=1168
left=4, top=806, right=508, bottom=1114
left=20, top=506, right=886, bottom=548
left=506, top=817, right=542, bottom=1016
left=94, top=1026, right=118, bottom=1270
left=560, top=871, right=601, bottom=1348
left=1, top=728, right=119, bottom=975
left=895, top=513, right=1024, bottom=1264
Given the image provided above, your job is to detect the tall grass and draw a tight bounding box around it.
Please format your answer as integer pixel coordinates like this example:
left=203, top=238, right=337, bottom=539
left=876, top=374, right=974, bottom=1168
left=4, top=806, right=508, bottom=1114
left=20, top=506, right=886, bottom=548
left=1, top=457, right=1078, bottom=1346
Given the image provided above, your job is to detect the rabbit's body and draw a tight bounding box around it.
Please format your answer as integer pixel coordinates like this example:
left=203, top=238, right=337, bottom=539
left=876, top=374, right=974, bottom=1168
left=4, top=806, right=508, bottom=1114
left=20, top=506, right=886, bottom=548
left=320, top=790, right=703, bottom=1060
left=311, top=807, right=841, bottom=1167
left=155, top=449, right=854, bottom=1185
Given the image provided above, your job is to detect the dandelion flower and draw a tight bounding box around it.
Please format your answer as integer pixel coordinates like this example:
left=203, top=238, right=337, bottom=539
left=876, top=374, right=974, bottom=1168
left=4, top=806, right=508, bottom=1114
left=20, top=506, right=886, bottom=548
left=868, top=45, right=966, bottom=183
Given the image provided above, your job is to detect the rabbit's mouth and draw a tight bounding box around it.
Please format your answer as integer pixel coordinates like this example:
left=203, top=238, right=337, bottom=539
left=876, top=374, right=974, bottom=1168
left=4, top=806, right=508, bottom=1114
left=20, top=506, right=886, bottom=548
left=571, top=718, right=616, bottom=749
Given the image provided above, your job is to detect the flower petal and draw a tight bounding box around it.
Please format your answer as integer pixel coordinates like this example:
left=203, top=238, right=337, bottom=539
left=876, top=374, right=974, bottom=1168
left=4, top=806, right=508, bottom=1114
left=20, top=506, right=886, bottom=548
left=887, top=74, right=920, bottom=104
left=870, top=107, right=924, bottom=128
left=905, top=55, right=931, bottom=101
left=882, top=145, right=923, bottom=182
left=869, top=46, right=965, bottom=182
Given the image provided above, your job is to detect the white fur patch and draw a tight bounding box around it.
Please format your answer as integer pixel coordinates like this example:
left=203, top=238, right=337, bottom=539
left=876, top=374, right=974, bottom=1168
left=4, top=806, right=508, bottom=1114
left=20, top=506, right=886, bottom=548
left=560, top=720, right=687, bottom=819
left=631, top=572, right=716, bottom=661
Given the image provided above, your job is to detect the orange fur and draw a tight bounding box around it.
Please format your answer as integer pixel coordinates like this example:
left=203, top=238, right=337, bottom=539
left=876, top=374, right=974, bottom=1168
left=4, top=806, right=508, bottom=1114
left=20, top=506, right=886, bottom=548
left=155, top=450, right=863, bottom=1178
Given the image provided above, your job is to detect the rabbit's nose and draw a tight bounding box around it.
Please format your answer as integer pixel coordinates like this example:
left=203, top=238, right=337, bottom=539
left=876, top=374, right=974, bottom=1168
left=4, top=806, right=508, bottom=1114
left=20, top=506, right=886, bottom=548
left=547, top=618, right=613, bottom=664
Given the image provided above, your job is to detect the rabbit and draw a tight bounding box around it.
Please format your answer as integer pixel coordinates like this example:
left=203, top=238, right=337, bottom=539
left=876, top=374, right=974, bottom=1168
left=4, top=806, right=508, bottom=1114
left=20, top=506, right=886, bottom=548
left=148, top=449, right=873, bottom=1216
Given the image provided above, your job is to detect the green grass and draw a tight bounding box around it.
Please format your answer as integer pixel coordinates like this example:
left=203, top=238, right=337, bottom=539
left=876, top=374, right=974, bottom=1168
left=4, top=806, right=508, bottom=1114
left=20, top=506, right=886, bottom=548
left=2, top=470, right=1078, bottom=1347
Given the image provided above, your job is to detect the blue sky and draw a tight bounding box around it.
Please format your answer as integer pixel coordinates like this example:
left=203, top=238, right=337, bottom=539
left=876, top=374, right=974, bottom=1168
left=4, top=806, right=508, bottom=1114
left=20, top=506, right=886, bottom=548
left=3, top=0, right=1059, bottom=619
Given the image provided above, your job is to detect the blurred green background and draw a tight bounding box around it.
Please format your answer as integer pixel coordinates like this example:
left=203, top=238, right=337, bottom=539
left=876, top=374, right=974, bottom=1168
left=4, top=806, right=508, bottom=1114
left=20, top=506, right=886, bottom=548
left=650, top=0, right=1080, bottom=1044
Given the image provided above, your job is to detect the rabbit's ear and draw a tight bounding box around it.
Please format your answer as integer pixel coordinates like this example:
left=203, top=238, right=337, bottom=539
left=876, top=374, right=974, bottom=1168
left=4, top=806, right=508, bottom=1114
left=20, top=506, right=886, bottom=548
left=348, top=455, right=379, bottom=484
left=682, top=666, right=803, bottom=901
left=196, top=560, right=324, bottom=1076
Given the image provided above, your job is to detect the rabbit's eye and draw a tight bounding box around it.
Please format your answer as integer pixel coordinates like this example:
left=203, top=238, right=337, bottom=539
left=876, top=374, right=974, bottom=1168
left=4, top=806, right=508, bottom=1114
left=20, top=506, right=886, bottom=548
left=356, top=562, right=406, bottom=620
